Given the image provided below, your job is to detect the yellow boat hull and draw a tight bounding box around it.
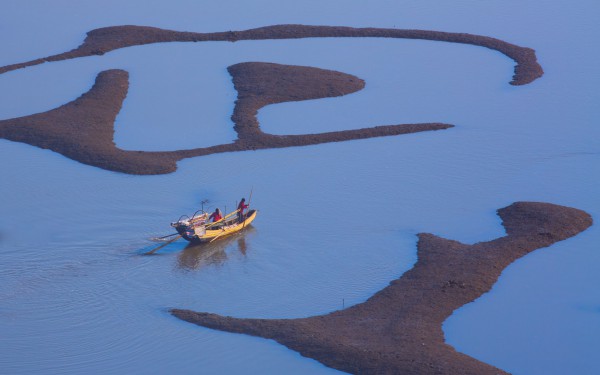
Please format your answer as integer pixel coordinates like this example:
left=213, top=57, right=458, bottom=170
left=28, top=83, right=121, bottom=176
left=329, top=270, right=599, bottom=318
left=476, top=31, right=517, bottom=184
left=191, top=209, right=257, bottom=243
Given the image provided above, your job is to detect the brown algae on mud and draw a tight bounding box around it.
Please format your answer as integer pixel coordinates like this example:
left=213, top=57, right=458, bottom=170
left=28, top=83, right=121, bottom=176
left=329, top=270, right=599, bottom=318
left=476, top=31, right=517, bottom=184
left=0, top=24, right=542, bottom=174
left=0, top=63, right=450, bottom=174
left=172, top=202, right=592, bottom=375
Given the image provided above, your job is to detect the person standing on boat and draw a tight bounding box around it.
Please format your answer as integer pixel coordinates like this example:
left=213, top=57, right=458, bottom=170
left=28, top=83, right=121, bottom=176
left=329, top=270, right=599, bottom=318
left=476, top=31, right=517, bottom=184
left=209, top=208, right=222, bottom=223
left=237, top=198, right=249, bottom=222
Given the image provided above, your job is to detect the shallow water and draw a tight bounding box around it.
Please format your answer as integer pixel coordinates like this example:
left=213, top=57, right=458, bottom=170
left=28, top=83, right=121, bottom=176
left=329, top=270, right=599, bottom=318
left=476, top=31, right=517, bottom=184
left=1, top=1, right=599, bottom=374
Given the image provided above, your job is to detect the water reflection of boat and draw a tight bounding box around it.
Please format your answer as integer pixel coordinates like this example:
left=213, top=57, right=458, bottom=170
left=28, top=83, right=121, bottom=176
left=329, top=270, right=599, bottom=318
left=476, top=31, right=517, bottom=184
left=172, top=209, right=258, bottom=243
left=177, top=228, right=254, bottom=271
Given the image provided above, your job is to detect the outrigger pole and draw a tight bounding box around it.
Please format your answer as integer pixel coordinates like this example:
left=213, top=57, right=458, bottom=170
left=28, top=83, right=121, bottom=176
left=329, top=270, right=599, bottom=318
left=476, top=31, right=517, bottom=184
left=145, top=235, right=181, bottom=255
left=150, top=232, right=179, bottom=241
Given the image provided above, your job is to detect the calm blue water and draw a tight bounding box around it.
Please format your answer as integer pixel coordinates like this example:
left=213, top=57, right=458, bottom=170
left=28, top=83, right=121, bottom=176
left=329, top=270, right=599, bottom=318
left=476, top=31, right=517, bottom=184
left=1, top=1, right=599, bottom=374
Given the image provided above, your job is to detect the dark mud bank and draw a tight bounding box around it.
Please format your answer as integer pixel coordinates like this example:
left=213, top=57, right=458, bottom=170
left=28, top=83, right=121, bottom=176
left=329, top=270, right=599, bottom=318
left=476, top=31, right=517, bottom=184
left=0, top=24, right=543, bottom=85
left=0, top=24, right=543, bottom=174
left=0, top=63, right=451, bottom=174
left=172, top=202, right=592, bottom=375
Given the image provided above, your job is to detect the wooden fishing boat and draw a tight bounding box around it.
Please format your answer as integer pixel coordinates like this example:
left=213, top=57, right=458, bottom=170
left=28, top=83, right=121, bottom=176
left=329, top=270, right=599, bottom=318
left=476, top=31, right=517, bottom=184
left=171, top=209, right=258, bottom=243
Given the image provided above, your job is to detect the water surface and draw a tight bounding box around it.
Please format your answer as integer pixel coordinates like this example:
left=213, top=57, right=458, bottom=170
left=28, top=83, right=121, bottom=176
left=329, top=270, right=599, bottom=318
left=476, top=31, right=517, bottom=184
left=1, top=1, right=599, bottom=374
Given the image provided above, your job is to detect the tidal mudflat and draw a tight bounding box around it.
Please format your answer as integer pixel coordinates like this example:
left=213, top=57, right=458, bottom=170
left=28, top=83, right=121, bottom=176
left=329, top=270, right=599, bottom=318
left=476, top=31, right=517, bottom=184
left=1, top=2, right=599, bottom=374
left=0, top=62, right=450, bottom=174
left=0, top=24, right=539, bottom=175
left=173, top=202, right=592, bottom=374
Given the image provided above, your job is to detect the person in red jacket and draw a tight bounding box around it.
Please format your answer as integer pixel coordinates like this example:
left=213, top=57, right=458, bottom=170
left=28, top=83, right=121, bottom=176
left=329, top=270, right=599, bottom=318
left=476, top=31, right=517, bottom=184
left=209, top=208, right=222, bottom=223
left=237, top=198, right=249, bottom=222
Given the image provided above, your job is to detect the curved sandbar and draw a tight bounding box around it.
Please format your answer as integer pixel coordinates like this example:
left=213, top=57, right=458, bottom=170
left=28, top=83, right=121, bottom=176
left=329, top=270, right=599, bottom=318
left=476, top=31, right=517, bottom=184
left=0, top=24, right=541, bottom=174
left=224, top=62, right=451, bottom=149
left=0, top=24, right=542, bottom=85
left=0, top=63, right=450, bottom=174
left=0, top=69, right=175, bottom=174
left=172, top=202, right=592, bottom=374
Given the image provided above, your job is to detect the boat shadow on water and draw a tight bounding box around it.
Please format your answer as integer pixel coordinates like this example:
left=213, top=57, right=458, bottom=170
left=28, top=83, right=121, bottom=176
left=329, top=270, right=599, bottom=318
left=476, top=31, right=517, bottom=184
left=176, top=227, right=255, bottom=271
